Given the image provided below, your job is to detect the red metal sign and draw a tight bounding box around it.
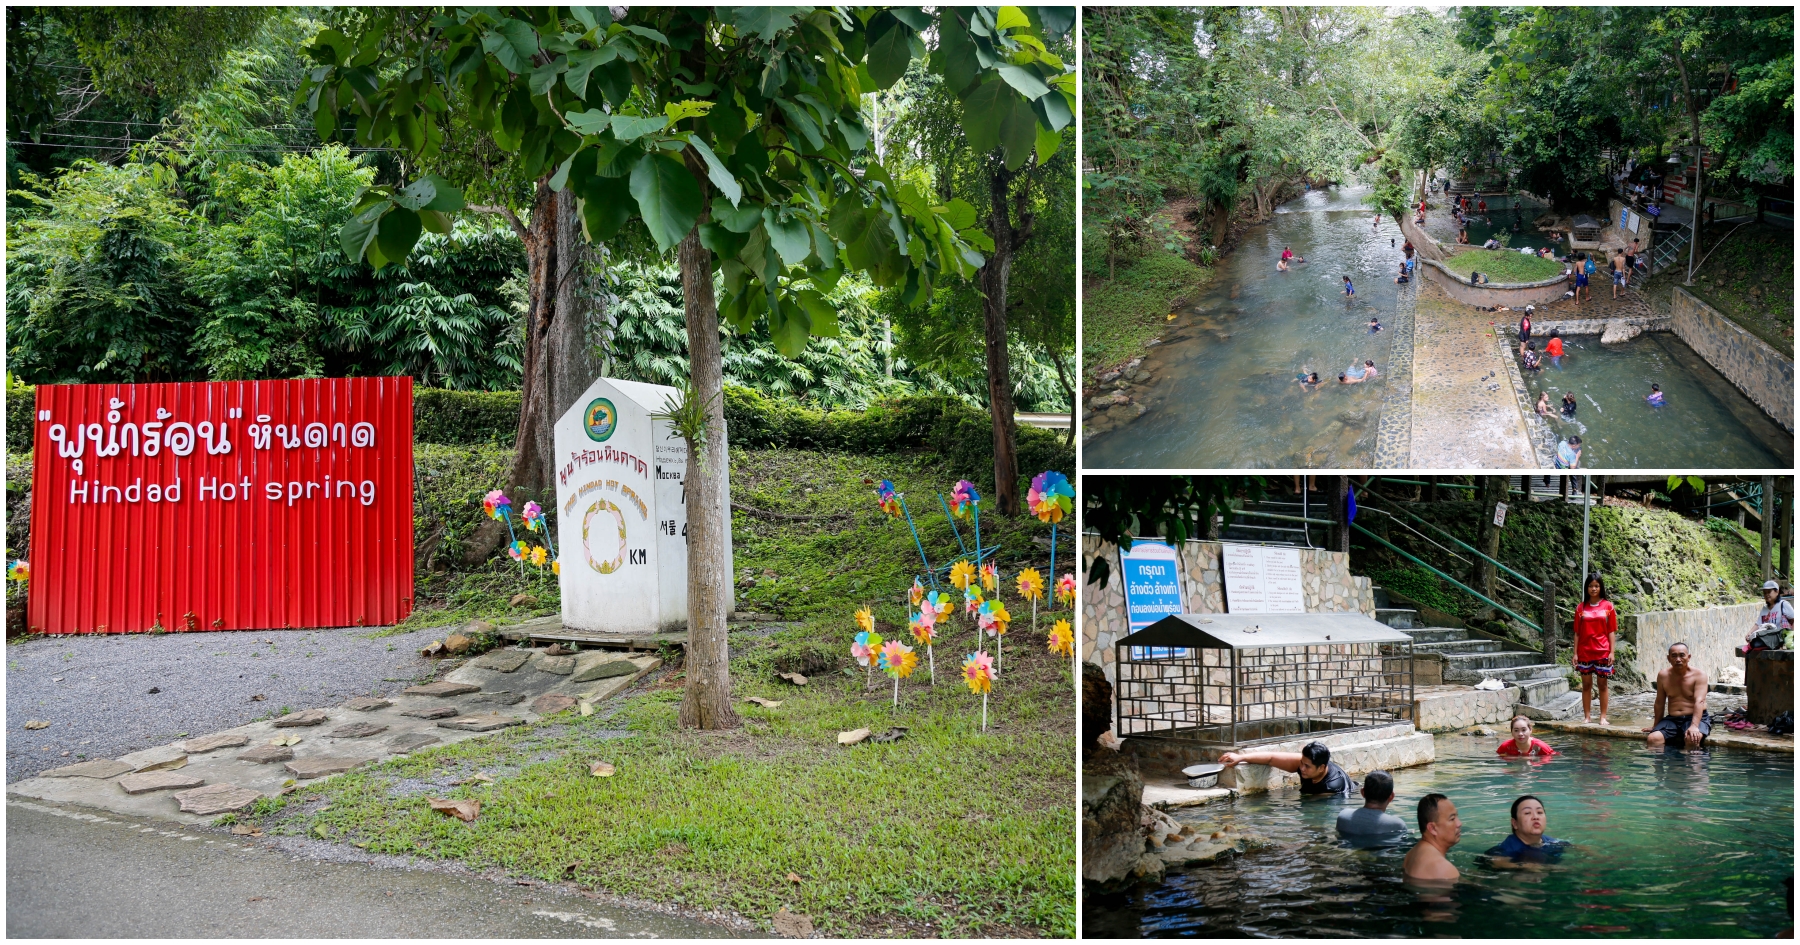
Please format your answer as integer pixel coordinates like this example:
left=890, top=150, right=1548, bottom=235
left=27, top=378, right=414, bottom=634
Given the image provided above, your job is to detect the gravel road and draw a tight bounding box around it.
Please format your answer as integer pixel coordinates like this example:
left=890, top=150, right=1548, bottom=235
left=6, top=625, right=452, bottom=782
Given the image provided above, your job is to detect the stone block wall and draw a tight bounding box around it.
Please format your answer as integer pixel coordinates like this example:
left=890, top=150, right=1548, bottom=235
left=1418, top=258, right=1572, bottom=307
left=1082, top=535, right=1376, bottom=680
left=1399, top=213, right=1451, bottom=262
left=1409, top=685, right=1520, bottom=733
left=1633, top=602, right=1759, bottom=684
left=1669, top=287, right=1794, bottom=430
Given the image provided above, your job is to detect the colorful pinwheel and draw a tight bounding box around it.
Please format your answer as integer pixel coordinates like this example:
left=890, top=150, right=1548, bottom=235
left=922, top=590, right=954, bottom=623
left=520, top=500, right=545, bottom=530
left=962, top=650, right=996, bottom=731
left=963, top=584, right=984, bottom=617
left=1028, top=471, right=1074, bottom=524
left=529, top=546, right=549, bottom=567
left=876, top=480, right=902, bottom=517
left=6, top=560, right=27, bottom=582
left=910, top=613, right=936, bottom=646
left=917, top=592, right=951, bottom=684
left=853, top=629, right=884, bottom=690
left=507, top=540, right=528, bottom=561
left=1056, top=573, right=1077, bottom=609
left=910, top=578, right=926, bottom=608
left=855, top=606, right=875, bottom=634
left=980, top=562, right=998, bottom=593
left=949, top=559, right=977, bottom=590
left=483, top=489, right=513, bottom=521
left=879, top=639, right=918, bottom=706
left=1049, top=619, right=1075, bottom=658
left=980, top=598, right=1013, bottom=674
left=1016, top=568, right=1045, bottom=602
left=950, top=480, right=980, bottom=519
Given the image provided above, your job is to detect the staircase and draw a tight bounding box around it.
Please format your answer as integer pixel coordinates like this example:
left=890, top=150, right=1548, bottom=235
left=1371, top=587, right=1580, bottom=720
left=1218, top=493, right=1332, bottom=547
left=1646, top=223, right=1692, bottom=274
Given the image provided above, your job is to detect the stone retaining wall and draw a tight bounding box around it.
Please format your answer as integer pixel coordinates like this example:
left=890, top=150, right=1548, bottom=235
left=1669, top=287, right=1794, bottom=430
left=1399, top=213, right=1450, bottom=262
left=1418, top=257, right=1572, bottom=307
left=1530, top=316, right=1672, bottom=336
left=1081, top=534, right=1376, bottom=680
left=1633, top=602, right=1758, bottom=685
left=1409, top=685, right=1520, bottom=733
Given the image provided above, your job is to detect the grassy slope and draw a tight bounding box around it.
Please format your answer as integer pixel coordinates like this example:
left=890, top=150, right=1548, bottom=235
left=1081, top=249, right=1210, bottom=380
left=1637, top=221, right=1793, bottom=355
left=243, top=445, right=1078, bottom=937
left=1440, top=248, right=1566, bottom=283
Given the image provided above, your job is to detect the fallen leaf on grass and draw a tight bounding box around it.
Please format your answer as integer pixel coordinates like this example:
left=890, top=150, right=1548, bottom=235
left=428, top=797, right=481, bottom=822
left=777, top=672, right=808, bottom=686
left=579, top=700, right=595, bottom=716
left=746, top=696, right=783, bottom=708
left=450, top=772, right=494, bottom=786
left=773, top=906, right=814, bottom=938
left=230, top=825, right=264, bottom=837
left=837, top=728, right=871, bottom=746
left=787, top=872, right=803, bottom=885
left=589, top=762, right=615, bottom=778
left=23, top=720, right=50, bottom=730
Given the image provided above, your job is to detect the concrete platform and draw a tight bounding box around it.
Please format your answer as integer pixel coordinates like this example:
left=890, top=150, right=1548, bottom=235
left=1409, top=684, right=1520, bottom=732
left=1538, top=718, right=1794, bottom=753
left=7, top=649, right=659, bottom=824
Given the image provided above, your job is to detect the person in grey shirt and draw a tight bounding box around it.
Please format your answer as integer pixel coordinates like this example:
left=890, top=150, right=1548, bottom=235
left=1336, top=769, right=1409, bottom=847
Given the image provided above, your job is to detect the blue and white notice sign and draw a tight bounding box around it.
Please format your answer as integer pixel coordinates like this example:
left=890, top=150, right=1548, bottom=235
left=1119, top=539, right=1185, bottom=630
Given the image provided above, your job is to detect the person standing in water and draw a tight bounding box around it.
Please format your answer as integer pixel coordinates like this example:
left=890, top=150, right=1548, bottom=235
left=1337, top=770, right=1410, bottom=847
left=1561, top=392, right=1578, bottom=418
left=1343, top=275, right=1355, bottom=297
left=1574, top=573, right=1619, bottom=725
left=1646, top=383, right=1665, bottom=406
left=1404, top=793, right=1462, bottom=884
left=1545, top=330, right=1564, bottom=368
left=1555, top=435, right=1583, bottom=469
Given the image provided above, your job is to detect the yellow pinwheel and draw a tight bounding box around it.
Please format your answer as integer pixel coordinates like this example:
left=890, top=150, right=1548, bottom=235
left=949, top=559, right=977, bottom=590
left=1049, top=619, right=1074, bottom=658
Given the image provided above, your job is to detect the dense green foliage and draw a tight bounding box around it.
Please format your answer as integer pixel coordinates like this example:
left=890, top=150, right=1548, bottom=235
left=1080, top=249, right=1209, bottom=376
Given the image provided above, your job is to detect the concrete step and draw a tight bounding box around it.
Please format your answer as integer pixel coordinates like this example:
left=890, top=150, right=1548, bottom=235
left=1413, top=639, right=1506, bottom=656
left=1401, top=627, right=1468, bottom=645
left=1516, top=690, right=1582, bottom=722
left=1374, top=607, right=1420, bottom=629
left=1441, top=650, right=1547, bottom=672
left=1514, top=674, right=1572, bottom=705
left=1451, top=661, right=1564, bottom=684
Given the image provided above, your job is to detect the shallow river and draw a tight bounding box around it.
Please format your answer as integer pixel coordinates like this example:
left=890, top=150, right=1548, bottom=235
left=1085, top=734, right=1794, bottom=938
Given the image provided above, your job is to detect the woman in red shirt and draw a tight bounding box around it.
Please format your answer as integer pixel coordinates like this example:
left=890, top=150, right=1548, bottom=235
left=1573, top=573, right=1618, bottom=725
left=1497, top=715, right=1558, bottom=757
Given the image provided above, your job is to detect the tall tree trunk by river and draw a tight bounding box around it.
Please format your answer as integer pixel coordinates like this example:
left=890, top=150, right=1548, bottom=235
left=980, top=163, right=1033, bottom=517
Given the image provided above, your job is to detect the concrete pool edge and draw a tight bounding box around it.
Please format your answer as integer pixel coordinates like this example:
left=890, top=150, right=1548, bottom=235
left=1492, top=329, right=1559, bottom=468
left=1538, top=718, right=1794, bottom=753
left=1373, top=279, right=1418, bottom=468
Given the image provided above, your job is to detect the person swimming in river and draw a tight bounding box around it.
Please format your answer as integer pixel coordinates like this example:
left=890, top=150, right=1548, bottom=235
left=1343, top=275, right=1355, bottom=297
left=1484, top=796, right=1567, bottom=869
left=1369, top=317, right=1382, bottom=333
left=1497, top=715, right=1558, bottom=757
left=1535, top=392, right=1552, bottom=416
left=1521, top=342, right=1541, bottom=372
left=1561, top=392, right=1578, bottom=418
left=1337, top=769, right=1410, bottom=848
left=1295, top=371, right=1321, bottom=392
left=1646, top=383, right=1665, bottom=406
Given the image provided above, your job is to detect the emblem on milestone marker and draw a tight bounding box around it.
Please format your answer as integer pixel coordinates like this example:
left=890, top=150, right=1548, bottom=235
left=584, top=397, right=617, bottom=442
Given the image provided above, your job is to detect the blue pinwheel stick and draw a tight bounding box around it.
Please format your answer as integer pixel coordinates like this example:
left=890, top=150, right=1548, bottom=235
left=937, top=492, right=971, bottom=558
left=899, top=497, right=938, bottom=590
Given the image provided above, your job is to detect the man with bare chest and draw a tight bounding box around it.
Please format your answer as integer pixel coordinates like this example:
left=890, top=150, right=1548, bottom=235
left=1643, top=642, right=1710, bottom=749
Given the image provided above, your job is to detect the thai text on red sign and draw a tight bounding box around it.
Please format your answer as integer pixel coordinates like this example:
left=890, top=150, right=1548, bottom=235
left=27, top=378, right=414, bottom=634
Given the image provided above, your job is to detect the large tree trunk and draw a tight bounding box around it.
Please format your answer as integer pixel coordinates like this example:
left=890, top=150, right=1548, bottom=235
left=675, top=225, right=739, bottom=731
left=460, top=183, right=602, bottom=567
left=1672, top=45, right=1704, bottom=286
left=980, top=162, right=1030, bottom=516
left=1208, top=196, right=1230, bottom=247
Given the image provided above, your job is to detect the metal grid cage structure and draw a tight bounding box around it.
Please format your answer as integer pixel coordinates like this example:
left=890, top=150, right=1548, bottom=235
left=1114, top=613, right=1415, bottom=747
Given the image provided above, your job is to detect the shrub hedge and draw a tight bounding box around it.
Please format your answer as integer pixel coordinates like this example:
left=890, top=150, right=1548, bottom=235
left=8, top=383, right=1074, bottom=491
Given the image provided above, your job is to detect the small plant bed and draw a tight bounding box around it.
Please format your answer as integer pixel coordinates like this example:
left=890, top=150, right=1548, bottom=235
left=234, top=446, right=1078, bottom=936
left=1082, top=248, right=1212, bottom=381
left=1440, top=249, right=1566, bottom=284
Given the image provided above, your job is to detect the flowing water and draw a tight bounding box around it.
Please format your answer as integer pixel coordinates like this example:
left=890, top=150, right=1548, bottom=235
left=1084, top=185, right=1791, bottom=469
left=1518, top=330, right=1793, bottom=468
left=1085, top=735, right=1794, bottom=938
left=1085, top=185, right=1405, bottom=468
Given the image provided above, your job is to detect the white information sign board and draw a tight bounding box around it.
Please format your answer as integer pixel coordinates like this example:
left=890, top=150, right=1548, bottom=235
left=1493, top=501, right=1509, bottom=528
left=552, top=376, right=730, bottom=634
left=1222, top=544, right=1306, bottom=614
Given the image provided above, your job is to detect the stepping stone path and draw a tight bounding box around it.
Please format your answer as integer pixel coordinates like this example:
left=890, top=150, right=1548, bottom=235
left=470, top=692, right=525, bottom=706
left=284, top=756, right=375, bottom=780
left=120, top=746, right=188, bottom=772
left=173, top=783, right=264, bottom=815
left=237, top=744, right=294, bottom=764
left=470, top=650, right=532, bottom=672
left=326, top=722, right=389, bottom=739
left=386, top=733, right=441, bottom=753
left=42, top=759, right=134, bottom=780
left=530, top=694, right=578, bottom=716
left=273, top=709, right=331, bottom=728
left=341, top=697, right=393, bottom=711
left=438, top=715, right=525, bottom=733
left=403, top=681, right=481, bottom=697
left=572, top=655, right=637, bottom=682
left=535, top=655, right=576, bottom=675
left=118, top=770, right=207, bottom=795
left=181, top=733, right=250, bottom=754
left=399, top=706, right=460, bottom=720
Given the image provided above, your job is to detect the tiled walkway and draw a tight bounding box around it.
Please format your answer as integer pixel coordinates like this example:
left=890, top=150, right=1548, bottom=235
left=1405, top=279, right=1539, bottom=467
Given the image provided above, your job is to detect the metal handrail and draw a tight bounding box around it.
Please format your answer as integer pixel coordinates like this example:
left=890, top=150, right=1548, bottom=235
left=1352, top=522, right=1542, bottom=635
left=1360, top=487, right=1544, bottom=593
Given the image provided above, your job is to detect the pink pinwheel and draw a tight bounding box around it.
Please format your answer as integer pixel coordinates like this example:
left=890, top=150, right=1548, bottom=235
left=483, top=489, right=513, bottom=521
left=950, top=480, right=980, bottom=519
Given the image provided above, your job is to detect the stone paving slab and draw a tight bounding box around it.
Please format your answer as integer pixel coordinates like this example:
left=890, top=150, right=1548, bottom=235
left=286, top=756, right=377, bottom=779
left=41, top=760, right=134, bottom=780
left=1539, top=719, right=1794, bottom=753
left=438, top=715, right=526, bottom=733
left=534, top=655, right=576, bottom=675
left=7, top=650, right=661, bottom=826
left=181, top=733, right=250, bottom=754
left=117, top=770, right=207, bottom=795
left=174, top=783, right=264, bottom=815
left=403, top=681, right=481, bottom=697
left=341, top=697, right=393, bottom=712
left=1141, top=783, right=1236, bottom=810
left=237, top=744, right=293, bottom=764
left=399, top=705, right=460, bottom=720
left=572, top=654, right=639, bottom=682
left=272, top=709, right=331, bottom=728
left=469, top=649, right=532, bottom=672
left=1373, top=275, right=1419, bottom=468
left=117, top=746, right=188, bottom=772
left=469, top=691, right=526, bottom=707
left=325, top=722, right=389, bottom=739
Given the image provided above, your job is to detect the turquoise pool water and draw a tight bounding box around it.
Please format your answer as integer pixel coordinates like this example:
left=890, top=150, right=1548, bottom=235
left=1518, top=330, right=1793, bottom=468
left=1085, top=734, right=1794, bottom=938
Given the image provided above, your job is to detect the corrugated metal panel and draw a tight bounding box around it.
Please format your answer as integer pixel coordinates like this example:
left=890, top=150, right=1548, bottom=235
left=27, top=378, right=414, bottom=633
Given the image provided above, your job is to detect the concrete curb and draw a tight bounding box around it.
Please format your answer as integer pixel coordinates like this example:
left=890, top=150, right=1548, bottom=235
left=1537, top=719, right=1794, bottom=753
